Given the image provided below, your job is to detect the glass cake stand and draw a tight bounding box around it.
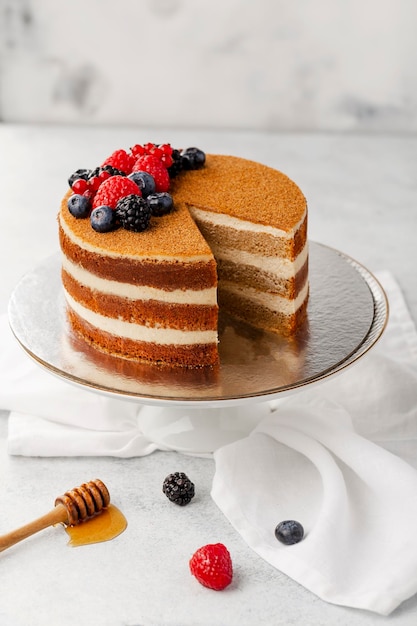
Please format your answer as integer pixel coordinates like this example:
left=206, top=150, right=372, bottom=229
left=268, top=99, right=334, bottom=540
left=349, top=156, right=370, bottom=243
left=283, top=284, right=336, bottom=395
left=8, top=242, right=388, bottom=455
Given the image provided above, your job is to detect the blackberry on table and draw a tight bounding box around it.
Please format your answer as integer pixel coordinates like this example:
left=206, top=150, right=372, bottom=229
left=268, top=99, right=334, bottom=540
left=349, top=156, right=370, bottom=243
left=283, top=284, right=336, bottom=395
left=115, top=194, right=152, bottom=232
left=162, top=472, right=195, bottom=506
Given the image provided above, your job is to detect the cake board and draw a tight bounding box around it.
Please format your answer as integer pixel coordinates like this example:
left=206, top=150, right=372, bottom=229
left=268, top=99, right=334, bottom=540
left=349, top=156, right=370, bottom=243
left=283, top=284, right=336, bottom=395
left=8, top=242, right=388, bottom=455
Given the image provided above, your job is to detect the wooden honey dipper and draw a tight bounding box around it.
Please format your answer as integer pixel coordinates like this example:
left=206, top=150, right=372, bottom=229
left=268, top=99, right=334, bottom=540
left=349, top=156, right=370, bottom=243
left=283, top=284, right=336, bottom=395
left=0, top=479, right=110, bottom=553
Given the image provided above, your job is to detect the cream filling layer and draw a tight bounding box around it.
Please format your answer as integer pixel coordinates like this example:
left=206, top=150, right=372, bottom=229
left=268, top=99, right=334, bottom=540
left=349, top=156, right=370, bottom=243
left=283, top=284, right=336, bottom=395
left=64, top=291, right=218, bottom=345
left=188, top=206, right=306, bottom=239
left=62, top=256, right=217, bottom=305
left=219, top=279, right=309, bottom=315
left=212, top=242, right=308, bottom=277
left=59, top=214, right=213, bottom=263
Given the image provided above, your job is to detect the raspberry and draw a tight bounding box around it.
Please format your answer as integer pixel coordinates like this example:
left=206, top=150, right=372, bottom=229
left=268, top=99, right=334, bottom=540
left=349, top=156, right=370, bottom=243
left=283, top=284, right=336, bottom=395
left=189, top=543, right=233, bottom=591
left=132, top=155, right=170, bottom=192
left=101, top=149, right=135, bottom=175
left=92, top=176, right=141, bottom=210
left=162, top=472, right=194, bottom=505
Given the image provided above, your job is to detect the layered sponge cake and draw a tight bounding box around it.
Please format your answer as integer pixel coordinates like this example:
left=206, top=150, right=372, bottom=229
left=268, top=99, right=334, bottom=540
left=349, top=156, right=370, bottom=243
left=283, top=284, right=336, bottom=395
left=58, top=145, right=308, bottom=367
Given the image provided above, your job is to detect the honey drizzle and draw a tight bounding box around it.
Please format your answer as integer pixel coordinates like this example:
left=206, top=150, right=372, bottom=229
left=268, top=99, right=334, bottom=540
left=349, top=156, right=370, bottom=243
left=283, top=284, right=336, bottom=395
left=64, top=504, right=127, bottom=547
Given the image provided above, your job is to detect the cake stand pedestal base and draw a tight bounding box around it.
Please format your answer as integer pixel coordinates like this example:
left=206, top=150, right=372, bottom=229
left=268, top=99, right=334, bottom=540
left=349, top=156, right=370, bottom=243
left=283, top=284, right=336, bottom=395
left=136, top=402, right=271, bottom=456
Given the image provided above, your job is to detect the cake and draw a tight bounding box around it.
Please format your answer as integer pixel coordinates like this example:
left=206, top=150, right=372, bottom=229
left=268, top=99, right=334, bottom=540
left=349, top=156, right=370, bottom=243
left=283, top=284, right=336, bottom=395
left=58, top=144, right=308, bottom=367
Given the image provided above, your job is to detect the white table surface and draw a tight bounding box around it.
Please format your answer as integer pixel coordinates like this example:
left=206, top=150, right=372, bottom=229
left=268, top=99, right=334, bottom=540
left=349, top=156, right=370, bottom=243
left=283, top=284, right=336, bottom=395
left=0, top=124, right=417, bottom=626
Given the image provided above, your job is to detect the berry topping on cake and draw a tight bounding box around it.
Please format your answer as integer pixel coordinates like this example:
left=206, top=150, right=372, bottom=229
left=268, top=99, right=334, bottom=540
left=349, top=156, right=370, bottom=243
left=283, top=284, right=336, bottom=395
left=66, top=142, right=206, bottom=232
left=181, top=147, right=206, bottom=170
left=128, top=171, right=156, bottom=197
left=274, top=520, right=304, bottom=545
left=92, top=176, right=141, bottom=210
left=189, top=543, right=233, bottom=591
left=90, top=205, right=117, bottom=233
left=101, top=149, right=135, bottom=175
left=67, top=194, right=91, bottom=218
left=71, top=178, right=90, bottom=195
left=162, top=471, right=195, bottom=505
left=132, top=155, right=170, bottom=192
left=115, top=195, right=152, bottom=232
left=68, top=168, right=92, bottom=187
left=147, top=192, right=174, bottom=217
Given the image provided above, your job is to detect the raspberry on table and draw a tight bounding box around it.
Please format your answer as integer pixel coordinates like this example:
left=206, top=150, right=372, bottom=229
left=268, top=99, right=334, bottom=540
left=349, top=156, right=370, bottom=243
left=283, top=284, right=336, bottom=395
left=162, top=472, right=195, bottom=506
left=189, top=543, right=233, bottom=591
left=92, top=176, right=141, bottom=210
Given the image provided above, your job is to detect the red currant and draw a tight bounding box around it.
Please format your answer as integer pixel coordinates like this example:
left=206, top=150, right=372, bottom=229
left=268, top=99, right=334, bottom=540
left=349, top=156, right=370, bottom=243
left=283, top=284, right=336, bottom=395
left=72, top=178, right=89, bottom=194
left=89, top=176, right=102, bottom=192
left=130, top=144, right=146, bottom=158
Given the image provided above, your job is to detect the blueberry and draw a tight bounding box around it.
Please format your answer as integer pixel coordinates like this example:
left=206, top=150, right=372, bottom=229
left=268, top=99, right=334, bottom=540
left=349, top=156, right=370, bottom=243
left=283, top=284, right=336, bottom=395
left=128, top=171, right=156, bottom=197
left=274, top=520, right=304, bottom=545
left=67, top=194, right=91, bottom=218
left=68, top=168, right=92, bottom=187
left=90, top=205, right=116, bottom=233
left=181, top=147, right=206, bottom=170
left=146, top=192, right=174, bottom=217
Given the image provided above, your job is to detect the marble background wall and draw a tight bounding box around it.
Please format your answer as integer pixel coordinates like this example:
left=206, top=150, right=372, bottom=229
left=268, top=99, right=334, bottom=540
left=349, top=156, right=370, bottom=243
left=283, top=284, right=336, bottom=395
left=1, top=0, right=416, bottom=132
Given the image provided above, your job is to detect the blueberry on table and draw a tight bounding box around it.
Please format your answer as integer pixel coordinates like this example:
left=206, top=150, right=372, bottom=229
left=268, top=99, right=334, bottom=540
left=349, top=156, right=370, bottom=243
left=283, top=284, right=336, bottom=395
left=275, top=520, right=304, bottom=545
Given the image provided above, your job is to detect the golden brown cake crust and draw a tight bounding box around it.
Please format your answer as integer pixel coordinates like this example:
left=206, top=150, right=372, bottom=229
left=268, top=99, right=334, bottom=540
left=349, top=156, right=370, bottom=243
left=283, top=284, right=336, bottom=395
left=171, top=154, right=307, bottom=231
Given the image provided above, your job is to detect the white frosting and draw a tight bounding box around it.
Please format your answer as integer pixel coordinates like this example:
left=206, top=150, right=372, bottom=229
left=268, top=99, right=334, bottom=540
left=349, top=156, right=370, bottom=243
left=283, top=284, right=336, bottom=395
left=64, top=291, right=218, bottom=345
left=62, top=256, right=218, bottom=305
left=188, top=206, right=306, bottom=239
left=219, top=279, right=309, bottom=315
left=212, top=242, right=308, bottom=277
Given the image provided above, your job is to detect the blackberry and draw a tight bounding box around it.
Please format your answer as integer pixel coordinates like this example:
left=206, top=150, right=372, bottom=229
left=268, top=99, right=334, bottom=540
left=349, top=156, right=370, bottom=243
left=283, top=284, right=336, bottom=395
left=167, top=149, right=184, bottom=178
left=115, top=194, right=152, bottom=232
left=68, top=168, right=92, bottom=187
left=162, top=472, right=195, bottom=506
left=274, top=520, right=304, bottom=545
left=147, top=192, right=174, bottom=217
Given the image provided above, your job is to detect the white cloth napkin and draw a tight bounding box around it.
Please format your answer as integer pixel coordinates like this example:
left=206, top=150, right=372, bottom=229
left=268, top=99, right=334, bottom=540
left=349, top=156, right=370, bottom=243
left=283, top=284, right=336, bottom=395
left=0, top=312, right=160, bottom=456
left=3, top=270, right=417, bottom=614
left=212, top=271, right=417, bottom=615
